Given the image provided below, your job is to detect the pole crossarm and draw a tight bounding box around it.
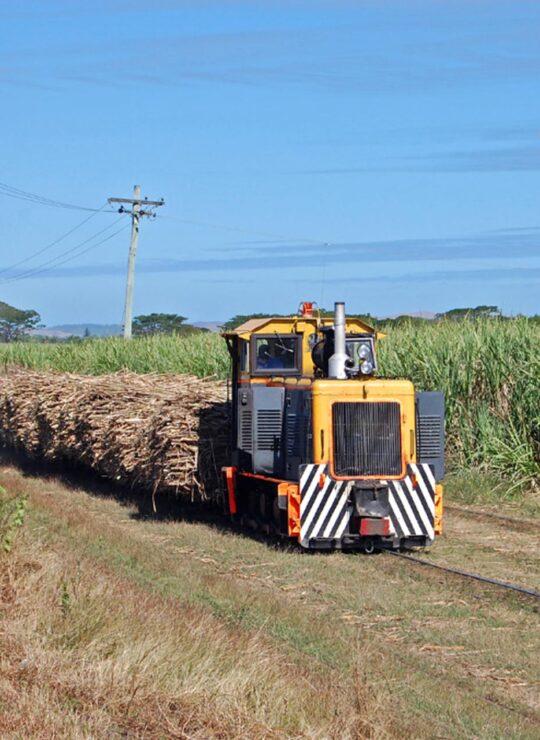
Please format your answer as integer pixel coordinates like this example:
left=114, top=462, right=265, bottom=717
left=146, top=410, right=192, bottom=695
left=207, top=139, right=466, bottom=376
left=108, top=197, right=164, bottom=207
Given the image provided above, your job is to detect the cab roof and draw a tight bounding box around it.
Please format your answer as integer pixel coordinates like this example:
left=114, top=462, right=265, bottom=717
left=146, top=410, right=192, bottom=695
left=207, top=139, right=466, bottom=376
left=223, top=315, right=378, bottom=338
left=225, top=318, right=273, bottom=334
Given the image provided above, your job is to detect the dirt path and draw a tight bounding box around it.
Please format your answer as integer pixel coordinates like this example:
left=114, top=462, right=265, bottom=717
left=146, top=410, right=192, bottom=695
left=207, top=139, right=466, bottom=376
left=1, top=460, right=539, bottom=738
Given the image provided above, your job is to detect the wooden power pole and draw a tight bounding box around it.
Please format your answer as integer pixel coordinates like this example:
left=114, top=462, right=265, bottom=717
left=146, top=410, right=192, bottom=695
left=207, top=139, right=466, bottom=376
left=108, top=185, right=164, bottom=339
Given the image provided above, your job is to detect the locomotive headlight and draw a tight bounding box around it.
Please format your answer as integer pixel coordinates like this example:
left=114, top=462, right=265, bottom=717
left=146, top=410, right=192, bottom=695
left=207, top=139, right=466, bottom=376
left=360, top=360, right=374, bottom=375
left=345, top=336, right=377, bottom=376
left=358, top=344, right=371, bottom=361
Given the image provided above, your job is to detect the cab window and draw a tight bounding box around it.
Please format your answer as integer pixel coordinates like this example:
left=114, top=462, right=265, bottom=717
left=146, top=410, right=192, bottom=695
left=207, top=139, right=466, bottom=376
left=252, top=334, right=301, bottom=374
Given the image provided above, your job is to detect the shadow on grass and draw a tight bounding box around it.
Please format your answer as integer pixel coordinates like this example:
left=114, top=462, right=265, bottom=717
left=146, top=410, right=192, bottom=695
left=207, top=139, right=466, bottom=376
left=0, top=446, right=295, bottom=551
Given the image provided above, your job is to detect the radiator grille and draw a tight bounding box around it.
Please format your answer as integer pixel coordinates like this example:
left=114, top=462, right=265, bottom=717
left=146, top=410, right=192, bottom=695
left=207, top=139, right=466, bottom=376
left=417, top=415, right=442, bottom=458
left=333, top=402, right=402, bottom=477
left=257, top=409, right=282, bottom=450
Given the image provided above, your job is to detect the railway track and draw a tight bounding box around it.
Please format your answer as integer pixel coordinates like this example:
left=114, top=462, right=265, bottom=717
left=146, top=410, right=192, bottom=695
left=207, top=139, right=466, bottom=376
left=386, top=550, right=540, bottom=599
left=445, top=503, right=540, bottom=534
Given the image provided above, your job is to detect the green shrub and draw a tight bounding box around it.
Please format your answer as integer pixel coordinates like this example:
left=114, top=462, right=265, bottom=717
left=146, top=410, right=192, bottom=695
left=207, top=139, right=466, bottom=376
left=0, top=486, right=27, bottom=552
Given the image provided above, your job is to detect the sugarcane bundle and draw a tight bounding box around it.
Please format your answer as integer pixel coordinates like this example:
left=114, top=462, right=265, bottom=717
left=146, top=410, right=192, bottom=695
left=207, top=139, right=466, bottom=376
left=0, top=368, right=229, bottom=502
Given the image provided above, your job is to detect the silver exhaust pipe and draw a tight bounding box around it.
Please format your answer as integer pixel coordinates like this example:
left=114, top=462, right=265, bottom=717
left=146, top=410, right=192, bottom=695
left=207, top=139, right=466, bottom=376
left=328, top=301, right=349, bottom=379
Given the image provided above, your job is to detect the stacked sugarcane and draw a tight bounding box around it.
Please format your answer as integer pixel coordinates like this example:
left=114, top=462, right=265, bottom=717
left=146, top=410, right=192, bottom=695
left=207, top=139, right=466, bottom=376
left=0, top=368, right=229, bottom=502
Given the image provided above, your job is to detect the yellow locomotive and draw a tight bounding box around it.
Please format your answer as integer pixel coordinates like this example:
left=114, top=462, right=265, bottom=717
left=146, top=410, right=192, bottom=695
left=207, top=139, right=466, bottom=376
left=223, top=302, right=444, bottom=552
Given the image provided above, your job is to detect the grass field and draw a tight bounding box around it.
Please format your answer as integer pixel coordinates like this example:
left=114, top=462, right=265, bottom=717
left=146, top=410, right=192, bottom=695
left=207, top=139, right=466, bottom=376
left=1, top=458, right=538, bottom=738
left=0, top=332, right=230, bottom=378
left=377, top=319, right=540, bottom=489
left=1, top=318, right=538, bottom=489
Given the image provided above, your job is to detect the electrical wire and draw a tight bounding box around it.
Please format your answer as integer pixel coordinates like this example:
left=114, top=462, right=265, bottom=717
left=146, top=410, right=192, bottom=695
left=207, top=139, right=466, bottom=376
left=0, top=218, right=126, bottom=284
left=161, top=213, right=332, bottom=307
left=160, top=216, right=332, bottom=306
left=0, top=217, right=125, bottom=284
left=0, top=224, right=128, bottom=284
left=0, top=181, right=109, bottom=212
left=0, top=202, right=112, bottom=276
left=160, top=214, right=330, bottom=246
left=10, top=225, right=130, bottom=283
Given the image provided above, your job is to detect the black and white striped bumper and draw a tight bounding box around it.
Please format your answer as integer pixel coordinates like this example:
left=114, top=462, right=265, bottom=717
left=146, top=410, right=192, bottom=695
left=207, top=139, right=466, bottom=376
left=299, top=464, right=352, bottom=546
left=299, top=463, right=436, bottom=548
left=382, top=463, right=436, bottom=542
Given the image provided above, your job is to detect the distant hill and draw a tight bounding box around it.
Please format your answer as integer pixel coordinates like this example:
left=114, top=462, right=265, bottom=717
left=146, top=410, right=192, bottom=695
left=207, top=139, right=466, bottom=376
left=31, top=321, right=224, bottom=338
left=377, top=311, right=436, bottom=320
left=32, top=324, right=123, bottom=338
left=31, top=328, right=74, bottom=339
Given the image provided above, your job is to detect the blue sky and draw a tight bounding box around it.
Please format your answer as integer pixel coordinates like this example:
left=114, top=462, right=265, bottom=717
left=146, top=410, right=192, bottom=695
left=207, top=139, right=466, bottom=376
left=1, top=0, right=539, bottom=324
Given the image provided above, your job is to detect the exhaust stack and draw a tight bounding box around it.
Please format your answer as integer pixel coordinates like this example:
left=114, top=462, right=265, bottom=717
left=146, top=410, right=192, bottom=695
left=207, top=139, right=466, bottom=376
left=328, top=301, right=349, bottom=379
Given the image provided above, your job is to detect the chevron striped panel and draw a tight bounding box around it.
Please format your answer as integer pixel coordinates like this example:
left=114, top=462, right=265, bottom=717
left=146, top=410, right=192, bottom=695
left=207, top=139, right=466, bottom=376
left=383, top=463, right=436, bottom=540
left=299, top=464, right=352, bottom=545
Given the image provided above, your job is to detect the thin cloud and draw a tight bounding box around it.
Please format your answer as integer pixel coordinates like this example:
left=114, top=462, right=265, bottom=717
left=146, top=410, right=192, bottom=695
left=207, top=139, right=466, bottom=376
left=213, top=230, right=540, bottom=262
left=401, top=145, right=540, bottom=173
left=296, top=144, right=540, bottom=175
left=487, top=225, right=540, bottom=234
left=2, top=17, right=540, bottom=93
left=6, top=228, right=538, bottom=280
left=329, top=266, right=540, bottom=286
left=15, top=261, right=540, bottom=287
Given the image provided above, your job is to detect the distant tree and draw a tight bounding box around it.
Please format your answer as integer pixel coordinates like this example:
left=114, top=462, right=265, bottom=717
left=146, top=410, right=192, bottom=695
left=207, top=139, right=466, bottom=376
left=83, top=327, right=91, bottom=338
left=380, top=315, right=430, bottom=328
left=0, top=301, right=41, bottom=342
left=133, top=313, right=199, bottom=336
left=436, top=306, right=501, bottom=321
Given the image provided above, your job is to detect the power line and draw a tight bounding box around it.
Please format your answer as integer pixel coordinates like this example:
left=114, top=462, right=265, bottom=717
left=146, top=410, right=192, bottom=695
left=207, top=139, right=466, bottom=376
left=0, top=202, right=111, bottom=276
left=160, top=213, right=330, bottom=246
left=0, top=217, right=125, bottom=283
left=160, top=212, right=331, bottom=307
left=8, top=225, right=130, bottom=282
left=0, top=181, right=111, bottom=212
left=0, top=218, right=126, bottom=284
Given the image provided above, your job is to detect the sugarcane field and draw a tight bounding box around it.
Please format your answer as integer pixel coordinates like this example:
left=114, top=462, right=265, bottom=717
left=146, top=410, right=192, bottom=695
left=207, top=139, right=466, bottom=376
left=2, top=3, right=540, bottom=739
left=0, top=319, right=539, bottom=738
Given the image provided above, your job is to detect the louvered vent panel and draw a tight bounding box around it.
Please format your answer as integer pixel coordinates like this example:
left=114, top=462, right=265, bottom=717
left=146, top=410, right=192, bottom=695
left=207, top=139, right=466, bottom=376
left=304, top=416, right=311, bottom=449
left=257, top=409, right=282, bottom=451
left=286, top=413, right=299, bottom=455
left=333, top=402, right=401, bottom=477
left=417, top=415, right=442, bottom=458
left=240, top=409, right=252, bottom=452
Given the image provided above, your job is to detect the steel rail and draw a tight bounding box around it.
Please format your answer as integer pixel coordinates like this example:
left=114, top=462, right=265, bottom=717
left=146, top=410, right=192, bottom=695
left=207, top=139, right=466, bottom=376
left=445, top=504, right=540, bottom=533
left=386, top=551, right=540, bottom=599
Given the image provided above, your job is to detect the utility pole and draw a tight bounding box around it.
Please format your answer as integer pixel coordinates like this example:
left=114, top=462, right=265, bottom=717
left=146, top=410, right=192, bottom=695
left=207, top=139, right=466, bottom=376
left=108, top=185, right=164, bottom=339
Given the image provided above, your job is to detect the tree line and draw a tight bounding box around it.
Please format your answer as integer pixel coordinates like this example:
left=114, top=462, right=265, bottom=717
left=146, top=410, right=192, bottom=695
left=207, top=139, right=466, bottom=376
left=221, top=305, right=527, bottom=331
left=1, top=299, right=538, bottom=343
left=0, top=302, right=205, bottom=343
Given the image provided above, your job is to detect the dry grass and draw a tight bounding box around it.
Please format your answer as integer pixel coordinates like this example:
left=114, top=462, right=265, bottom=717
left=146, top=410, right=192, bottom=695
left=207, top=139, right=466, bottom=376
left=0, top=481, right=391, bottom=739
left=1, top=461, right=539, bottom=738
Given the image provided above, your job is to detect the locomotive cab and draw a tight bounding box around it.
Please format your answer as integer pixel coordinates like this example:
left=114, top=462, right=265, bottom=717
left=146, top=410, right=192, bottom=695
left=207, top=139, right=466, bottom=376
left=223, top=302, right=444, bottom=551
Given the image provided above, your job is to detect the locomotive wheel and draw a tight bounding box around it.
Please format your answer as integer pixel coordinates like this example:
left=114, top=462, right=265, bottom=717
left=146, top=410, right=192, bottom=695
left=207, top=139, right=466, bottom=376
left=362, top=538, right=376, bottom=555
